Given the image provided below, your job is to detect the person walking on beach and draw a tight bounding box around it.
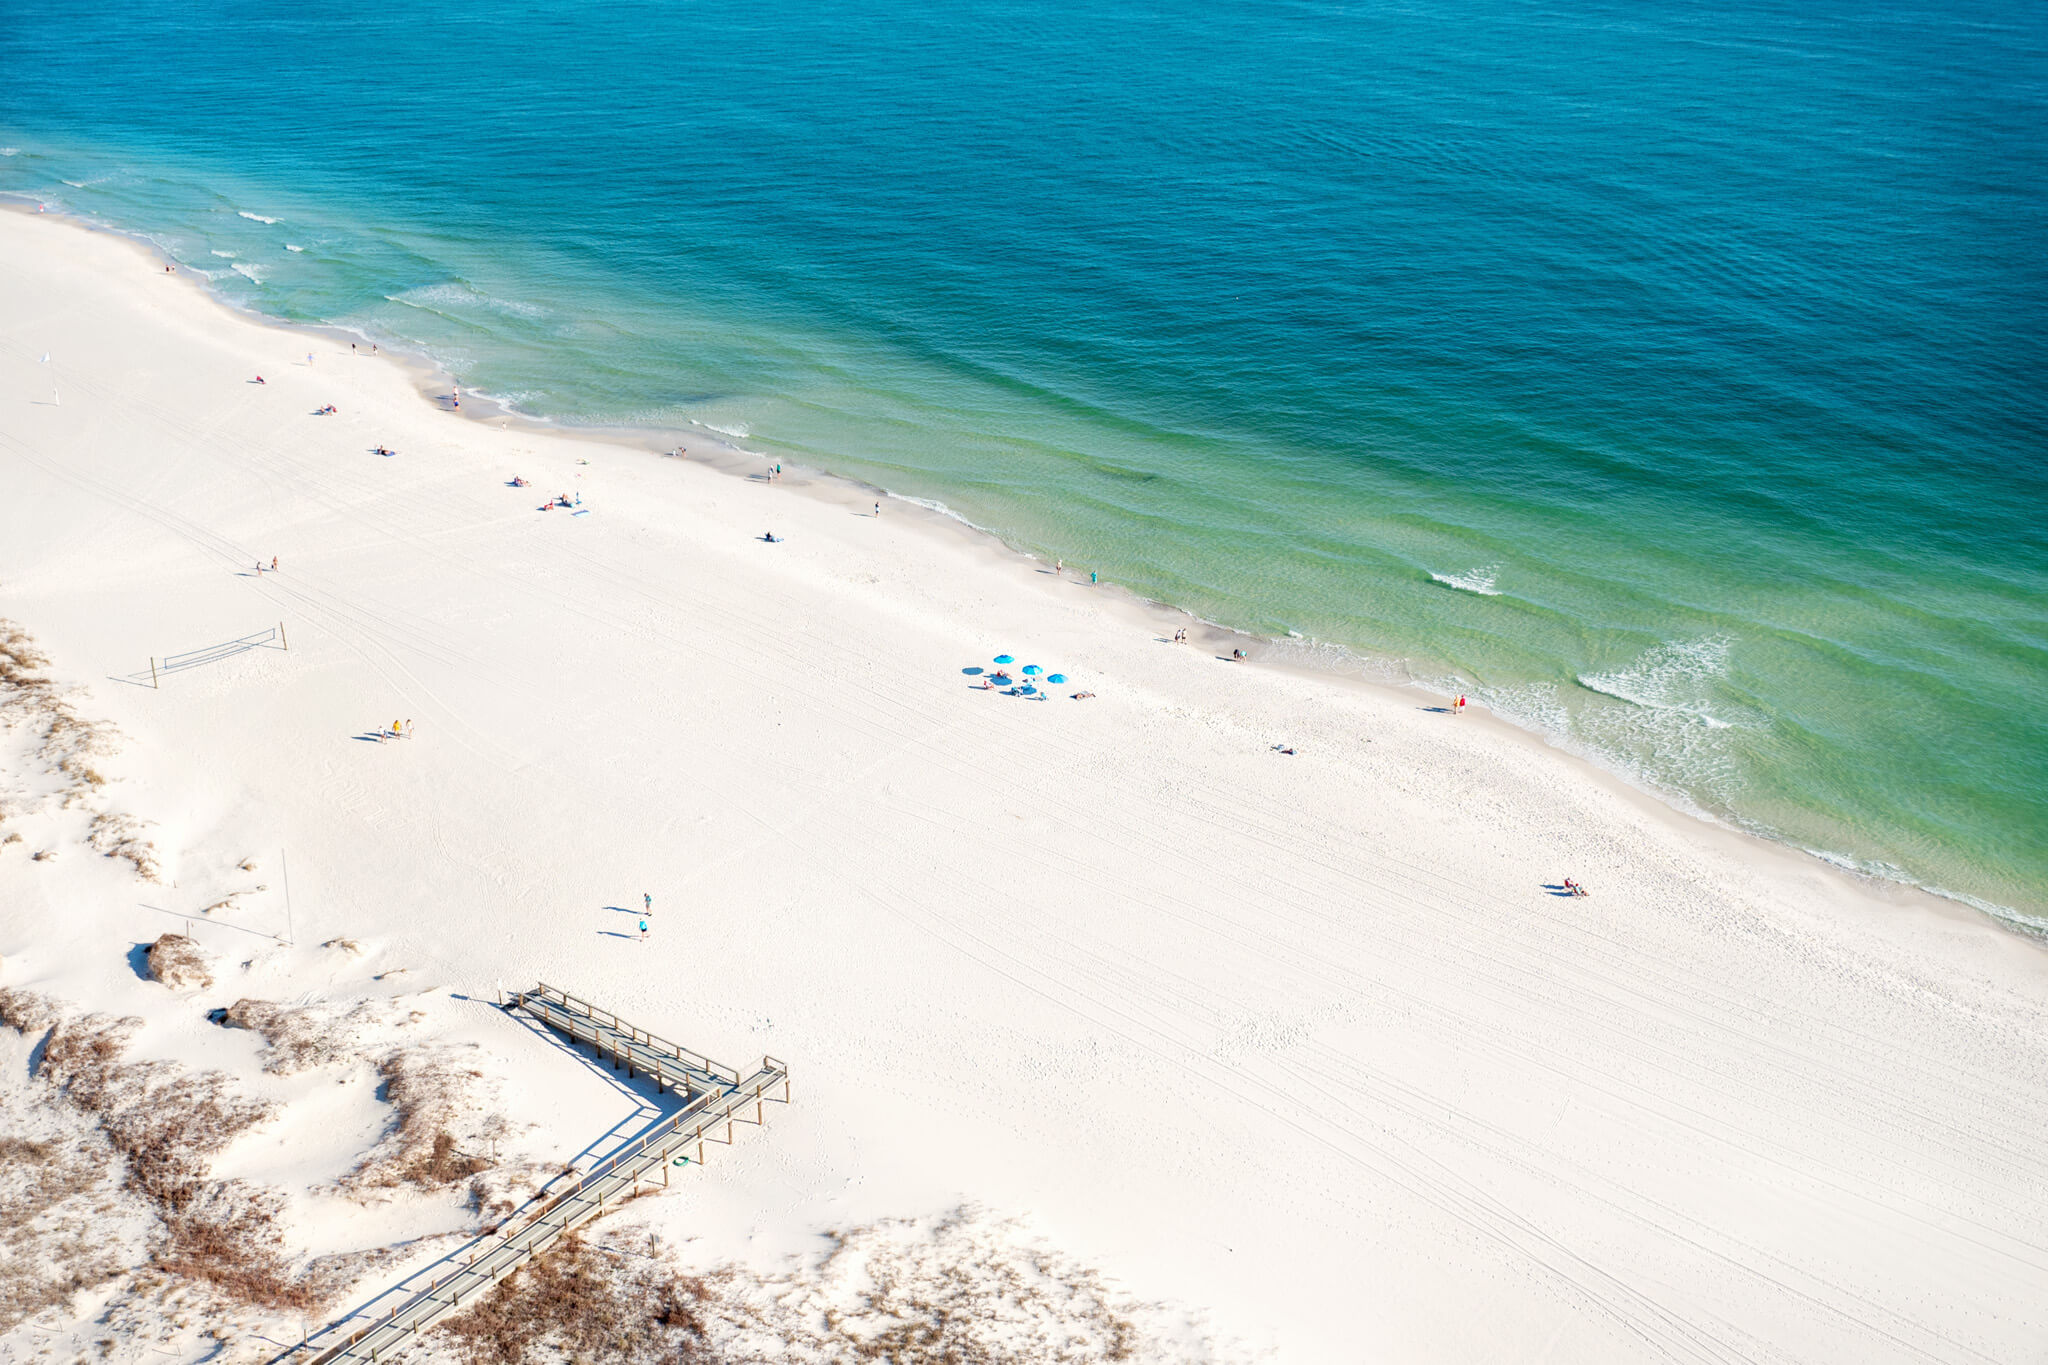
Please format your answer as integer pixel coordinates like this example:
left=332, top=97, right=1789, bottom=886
left=271, top=556, right=278, bottom=572
left=638, top=919, right=650, bottom=942
left=404, top=719, right=413, bottom=738
left=875, top=502, right=881, bottom=517
left=644, top=892, right=653, bottom=914
left=1454, top=694, right=1467, bottom=716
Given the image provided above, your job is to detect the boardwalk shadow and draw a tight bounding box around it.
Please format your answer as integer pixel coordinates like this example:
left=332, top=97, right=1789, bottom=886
left=496, top=1001, right=696, bottom=1163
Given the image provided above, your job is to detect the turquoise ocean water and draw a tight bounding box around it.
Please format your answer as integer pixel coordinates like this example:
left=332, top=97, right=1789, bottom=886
left=3, top=1, right=2044, bottom=928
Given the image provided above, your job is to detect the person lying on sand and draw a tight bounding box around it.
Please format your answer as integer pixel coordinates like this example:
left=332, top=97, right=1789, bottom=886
left=1072, top=691, right=1096, bottom=699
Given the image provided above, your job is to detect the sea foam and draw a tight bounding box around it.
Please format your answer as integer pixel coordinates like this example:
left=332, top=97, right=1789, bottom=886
left=389, top=281, right=548, bottom=321
left=1430, top=564, right=1501, bottom=596
left=238, top=211, right=280, bottom=224
left=1577, top=636, right=1736, bottom=727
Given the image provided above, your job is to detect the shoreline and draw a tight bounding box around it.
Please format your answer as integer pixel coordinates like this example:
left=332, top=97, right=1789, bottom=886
left=19, top=199, right=2027, bottom=945
left=4, top=202, right=2047, bottom=1360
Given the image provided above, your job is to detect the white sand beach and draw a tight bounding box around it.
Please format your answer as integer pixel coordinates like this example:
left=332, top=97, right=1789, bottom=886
left=2, top=207, right=2045, bottom=1361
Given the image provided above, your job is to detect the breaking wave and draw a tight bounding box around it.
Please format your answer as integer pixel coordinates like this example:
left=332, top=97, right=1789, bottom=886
left=386, top=280, right=549, bottom=322
left=1429, top=564, right=1501, bottom=596
left=1577, top=636, right=1736, bottom=728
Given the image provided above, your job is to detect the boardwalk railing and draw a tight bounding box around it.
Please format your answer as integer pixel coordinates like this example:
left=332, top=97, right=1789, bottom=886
left=299, top=988, right=789, bottom=1364
left=506, top=980, right=742, bottom=1094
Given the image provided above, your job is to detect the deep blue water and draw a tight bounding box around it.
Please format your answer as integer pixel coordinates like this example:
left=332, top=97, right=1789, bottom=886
left=3, top=0, right=2045, bottom=924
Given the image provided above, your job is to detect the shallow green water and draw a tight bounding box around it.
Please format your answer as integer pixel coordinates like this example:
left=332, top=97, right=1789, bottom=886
left=3, top=0, right=2043, bottom=925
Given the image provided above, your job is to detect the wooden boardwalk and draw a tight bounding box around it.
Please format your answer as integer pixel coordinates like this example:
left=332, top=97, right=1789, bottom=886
left=300, top=985, right=788, bottom=1363
left=507, top=981, right=741, bottom=1098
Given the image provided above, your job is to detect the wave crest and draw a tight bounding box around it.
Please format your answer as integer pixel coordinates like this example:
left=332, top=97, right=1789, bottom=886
left=1429, top=564, right=1501, bottom=596
left=387, top=281, right=548, bottom=321
left=1577, top=636, right=1736, bottom=727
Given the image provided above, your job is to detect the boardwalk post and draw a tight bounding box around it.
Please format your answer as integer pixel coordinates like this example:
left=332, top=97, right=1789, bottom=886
left=281, top=621, right=289, bottom=650
left=150, top=657, right=158, bottom=689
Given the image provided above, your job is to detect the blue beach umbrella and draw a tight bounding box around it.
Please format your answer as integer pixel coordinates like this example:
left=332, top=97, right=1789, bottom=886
left=1020, top=684, right=1036, bottom=694
left=1047, top=674, right=1066, bottom=684
left=1022, top=665, right=1042, bottom=676
left=993, top=654, right=1015, bottom=665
